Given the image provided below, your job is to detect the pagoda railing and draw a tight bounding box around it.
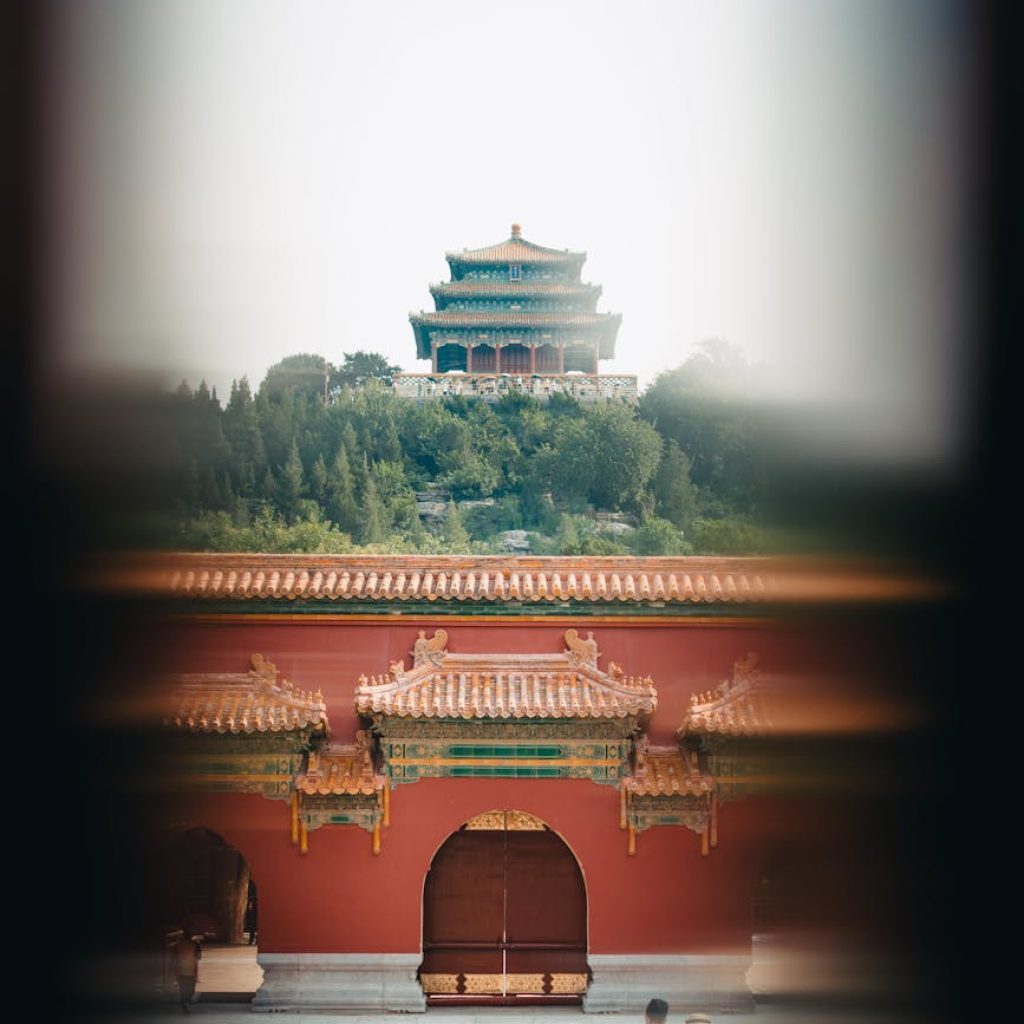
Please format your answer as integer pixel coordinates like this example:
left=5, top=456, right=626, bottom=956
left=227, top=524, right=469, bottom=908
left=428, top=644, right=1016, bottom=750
left=392, top=373, right=638, bottom=403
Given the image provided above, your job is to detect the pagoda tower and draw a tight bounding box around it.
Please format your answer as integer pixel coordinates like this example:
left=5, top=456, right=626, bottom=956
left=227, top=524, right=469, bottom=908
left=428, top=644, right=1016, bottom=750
left=395, top=225, right=637, bottom=401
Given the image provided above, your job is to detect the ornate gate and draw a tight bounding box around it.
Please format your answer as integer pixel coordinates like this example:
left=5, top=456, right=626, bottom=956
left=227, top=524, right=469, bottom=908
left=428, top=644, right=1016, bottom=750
left=420, top=810, right=589, bottom=1004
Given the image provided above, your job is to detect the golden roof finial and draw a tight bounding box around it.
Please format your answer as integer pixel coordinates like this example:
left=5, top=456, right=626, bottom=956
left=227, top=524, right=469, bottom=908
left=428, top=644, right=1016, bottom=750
left=511, top=223, right=522, bottom=239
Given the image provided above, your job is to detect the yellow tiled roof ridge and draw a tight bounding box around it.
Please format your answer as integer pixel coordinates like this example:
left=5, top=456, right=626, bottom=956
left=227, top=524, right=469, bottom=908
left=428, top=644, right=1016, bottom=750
left=354, top=635, right=656, bottom=720
left=86, top=553, right=942, bottom=606
left=296, top=742, right=381, bottom=796
left=680, top=653, right=773, bottom=738
left=625, top=749, right=713, bottom=797
left=166, top=654, right=329, bottom=735
left=446, top=235, right=584, bottom=264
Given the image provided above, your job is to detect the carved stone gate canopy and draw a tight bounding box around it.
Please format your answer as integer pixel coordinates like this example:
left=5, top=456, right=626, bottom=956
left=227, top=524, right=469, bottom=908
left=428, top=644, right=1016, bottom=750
left=679, top=652, right=774, bottom=739
left=621, top=653, right=777, bottom=855
left=355, top=629, right=656, bottom=720
left=356, top=631, right=656, bottom=787
left=154, top=654, right=327, bottom=803
left=165, top=653, right=329, bottom=735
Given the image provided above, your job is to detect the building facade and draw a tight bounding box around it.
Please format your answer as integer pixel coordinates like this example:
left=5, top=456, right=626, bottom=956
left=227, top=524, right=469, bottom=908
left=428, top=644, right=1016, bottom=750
left=395, top=225, right=638, bottom=402
left=81, top=553, right=937, bottom=1014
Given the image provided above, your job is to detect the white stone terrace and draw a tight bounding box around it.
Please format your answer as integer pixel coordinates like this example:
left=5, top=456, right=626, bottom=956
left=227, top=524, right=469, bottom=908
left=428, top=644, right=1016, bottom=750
left=393, top=373, right=639, bottom=403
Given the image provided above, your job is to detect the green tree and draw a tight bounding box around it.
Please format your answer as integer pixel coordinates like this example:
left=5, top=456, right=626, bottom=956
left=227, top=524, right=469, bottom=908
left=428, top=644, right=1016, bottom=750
left=223, top=376, right=266, bottom=480
left=357, top=457, right=387, bottom=544
left=332, top=351, right=402, bottom=391
left=639, top=340, right=767, bottom=516
left=277, top=440, right=305, bottom=521
left=406, top=504, right=428, bottom=546
left=654, top=439, right=698, bottom=530
left=629, top=517, right=690, bottom=555
left=536, top=404, right=661, bottom=512
left=308, top=454, right=328, bottom=506
left=443, top=500, right=470, bottom=549
left=558, top=514, right=585, bottom=555
left=178, top=506, right=352, bottom=554
left=325, top=445, right=359, bottom=534
left=258, top=387, right=296, bottom=468
left=262, top=353, right=333, bottom=402
left=691, top=517, right=769, bottom=555
left=584, top=403, right=662, bottom=510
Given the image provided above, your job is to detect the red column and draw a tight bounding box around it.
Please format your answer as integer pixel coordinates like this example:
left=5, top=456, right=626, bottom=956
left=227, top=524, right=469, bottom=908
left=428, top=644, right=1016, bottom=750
left=467, top=344, right=474, bottom=373
left=495, top=344, right=502, bottom=373
left=431, top=342, right=437, bottom=374
left=530, top=345, right=537, bottom=374
left=557, top=346, right=564, bottom=373
left=592, top=344, right=599, bottom=374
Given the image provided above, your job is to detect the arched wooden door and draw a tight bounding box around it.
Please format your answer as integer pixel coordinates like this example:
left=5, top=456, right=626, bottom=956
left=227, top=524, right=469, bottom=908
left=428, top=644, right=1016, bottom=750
left=420, top=811, right=589, bottom=1004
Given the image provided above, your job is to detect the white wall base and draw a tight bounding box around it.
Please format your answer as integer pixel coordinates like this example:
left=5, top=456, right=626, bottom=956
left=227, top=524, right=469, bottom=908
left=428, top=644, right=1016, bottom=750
left=583, top=954, right=753, bottom=1014
left=252, top=953, right=426, bottom=1012
left=746, top=933, right=923, bottom=1001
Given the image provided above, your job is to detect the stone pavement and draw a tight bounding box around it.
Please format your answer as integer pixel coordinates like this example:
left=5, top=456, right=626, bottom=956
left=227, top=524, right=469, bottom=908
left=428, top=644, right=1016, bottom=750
left=71, top=1006, right=935, bottom=1024
left=66, top=946, right=940, bottom=1024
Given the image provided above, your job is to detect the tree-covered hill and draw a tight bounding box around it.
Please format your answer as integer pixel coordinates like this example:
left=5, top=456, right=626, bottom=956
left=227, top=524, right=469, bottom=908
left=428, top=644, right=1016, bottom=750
left=161, top=344, right=774, bottom=555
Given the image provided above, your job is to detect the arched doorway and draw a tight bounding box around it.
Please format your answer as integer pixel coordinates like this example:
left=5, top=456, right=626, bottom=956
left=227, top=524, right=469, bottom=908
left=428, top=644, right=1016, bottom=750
left=420, top=810, right=589, bottom=1005
left=147, top=826, right=264, bottom=1003
left=154, top=827, right=253, bottom=944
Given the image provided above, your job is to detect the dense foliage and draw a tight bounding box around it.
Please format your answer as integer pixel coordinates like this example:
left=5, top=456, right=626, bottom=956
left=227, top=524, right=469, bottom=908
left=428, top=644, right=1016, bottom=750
left=164, top=342, right=772, bottom=554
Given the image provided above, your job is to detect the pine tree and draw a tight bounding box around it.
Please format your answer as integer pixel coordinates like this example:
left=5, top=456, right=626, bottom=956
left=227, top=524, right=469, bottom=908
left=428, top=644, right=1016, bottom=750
left=556, top=514, right=582, bottom=555
left=224, top=376, right=266, bottom=477
left=219, top=472, right=237, bottom=511
left=407, top=504, right=428, bottom=547
left=358, top=459, right=387, bottom=545
left=326, top=445, right=359, bottom=535
left=309, top=454, right=328, bottom=507
left=654, top=439, right=698, bottom=531
left=340, top=421, right=359, bottom=461
left=236, top=459, right=256, bottom=500
left=444, top=500, right=470, bottom=549
left=277, top=440, right=305, bottom=522
left=182, top=459, right=200, bottom=514
left=260, top=468, right=277, bottom=512
left=200, top=465, right=219, bottom=509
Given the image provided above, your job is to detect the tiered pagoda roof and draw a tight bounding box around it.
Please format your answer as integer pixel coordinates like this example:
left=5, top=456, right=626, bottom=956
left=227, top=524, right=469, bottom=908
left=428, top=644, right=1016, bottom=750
left=445, top=230, right=585, bottom=274
left=409, top=224, right=621, bottom=363
left=429, top=281, right=601, bottom=304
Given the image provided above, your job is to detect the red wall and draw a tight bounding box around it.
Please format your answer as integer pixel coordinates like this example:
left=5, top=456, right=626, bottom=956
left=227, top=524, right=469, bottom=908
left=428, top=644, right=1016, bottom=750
left=176, top=780, right=784, bottom=956
left=137, top=614, right=896, bottom=958
left=145, top=617, right=835, bottom=744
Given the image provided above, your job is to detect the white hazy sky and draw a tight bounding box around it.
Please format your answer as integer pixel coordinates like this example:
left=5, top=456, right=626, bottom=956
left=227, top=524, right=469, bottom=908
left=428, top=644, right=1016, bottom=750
left=47, top=0, right=975, bottom=466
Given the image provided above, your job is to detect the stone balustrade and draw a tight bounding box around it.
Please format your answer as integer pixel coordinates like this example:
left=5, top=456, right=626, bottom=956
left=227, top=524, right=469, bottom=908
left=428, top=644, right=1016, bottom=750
left=392, top=372, right=639, bottom=403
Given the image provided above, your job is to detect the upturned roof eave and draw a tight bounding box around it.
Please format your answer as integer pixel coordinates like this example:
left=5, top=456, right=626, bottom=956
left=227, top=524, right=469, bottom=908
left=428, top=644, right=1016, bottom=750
left=445, top=248, right=586, bottom=266
left=410, top=318, right=432, bottom=359
left=407, top=311, right=622, bottom=328
left=428, top=283, right=601, bottom=300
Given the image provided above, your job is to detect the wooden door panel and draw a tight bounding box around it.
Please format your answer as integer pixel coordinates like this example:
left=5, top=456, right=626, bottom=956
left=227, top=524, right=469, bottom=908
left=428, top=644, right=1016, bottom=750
left=505, top=831, right=587, bottom=944
left=422, top=822, right=588, bottom=1000
left=422, top=830, right=503, bottom=976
